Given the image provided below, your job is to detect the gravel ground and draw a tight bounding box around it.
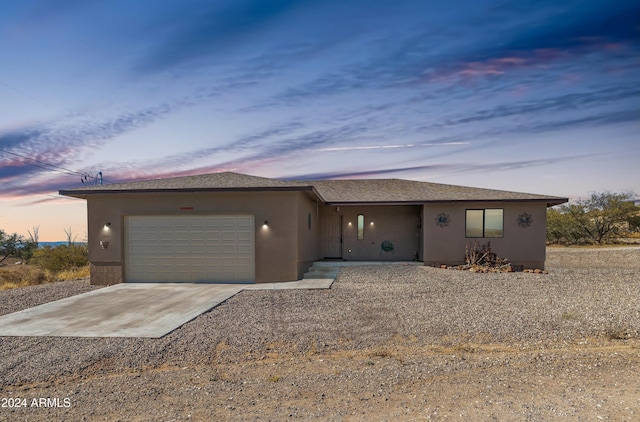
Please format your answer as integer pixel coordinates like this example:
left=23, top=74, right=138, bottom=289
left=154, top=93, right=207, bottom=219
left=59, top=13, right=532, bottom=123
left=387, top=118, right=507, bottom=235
left=1, top=246, right=639, bottom=421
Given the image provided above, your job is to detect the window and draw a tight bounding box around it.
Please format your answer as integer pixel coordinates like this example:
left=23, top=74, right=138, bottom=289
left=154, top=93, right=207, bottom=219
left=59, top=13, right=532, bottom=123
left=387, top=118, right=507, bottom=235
left=484, top=209, right=503, bottom=237
left=357, top=214, right=364, bottom=240
left=465, top=209, right=503, bottom=238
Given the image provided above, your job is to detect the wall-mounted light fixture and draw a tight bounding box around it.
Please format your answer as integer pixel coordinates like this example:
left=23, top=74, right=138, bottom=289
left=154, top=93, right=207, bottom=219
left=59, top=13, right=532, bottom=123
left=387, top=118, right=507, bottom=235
left=103, top=222, right=111, bottom=229
left=262, top=220, right=269, bottom=229
left=348, top=221, right=352, bottom=226
left=370, top=221, right=375, bottom=226
left=100, top=240, right=109, bottom=249
left=335, top=207, right=340, bottom=212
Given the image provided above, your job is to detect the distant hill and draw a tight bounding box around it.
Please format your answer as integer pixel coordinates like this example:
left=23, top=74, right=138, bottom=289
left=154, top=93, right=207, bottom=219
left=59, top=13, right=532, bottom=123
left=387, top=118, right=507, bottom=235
left=38, top=242, right=87, bottom=248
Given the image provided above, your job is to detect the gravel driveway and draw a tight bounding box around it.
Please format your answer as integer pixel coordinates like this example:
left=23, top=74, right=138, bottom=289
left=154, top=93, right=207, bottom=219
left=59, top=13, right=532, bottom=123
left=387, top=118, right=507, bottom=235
left=1, top=246, right=639, bottom=421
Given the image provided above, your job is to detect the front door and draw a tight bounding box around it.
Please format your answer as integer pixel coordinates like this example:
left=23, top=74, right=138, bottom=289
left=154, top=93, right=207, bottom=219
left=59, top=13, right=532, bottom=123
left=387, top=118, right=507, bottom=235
left=321, top=215, right=342, bottom=259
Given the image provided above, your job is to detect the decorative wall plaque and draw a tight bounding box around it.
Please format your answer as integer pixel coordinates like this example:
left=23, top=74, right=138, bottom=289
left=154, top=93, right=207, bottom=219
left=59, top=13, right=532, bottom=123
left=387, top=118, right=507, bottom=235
left=517, top=212, right=532, bottom=228
left=435, top=212, right=450, bottom=228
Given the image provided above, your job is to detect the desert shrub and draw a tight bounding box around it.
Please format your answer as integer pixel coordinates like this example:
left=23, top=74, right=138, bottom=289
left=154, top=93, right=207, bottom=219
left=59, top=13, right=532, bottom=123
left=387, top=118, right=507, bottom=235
left=464, top=241, right=509, bottom=267
left=57, top=265, right=90, bottom=281
left=31, top=244, right=89, bottom=274
left=0, top=266, right=56, bottom=289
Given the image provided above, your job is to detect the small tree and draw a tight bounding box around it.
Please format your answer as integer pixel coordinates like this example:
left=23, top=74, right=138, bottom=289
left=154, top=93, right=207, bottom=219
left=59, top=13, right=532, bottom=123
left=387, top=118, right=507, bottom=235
left=0, top=230, right=38, bottom=264
left=549, top=191, right=637, bottom=244
left=546, top=208, right=585, bottom=244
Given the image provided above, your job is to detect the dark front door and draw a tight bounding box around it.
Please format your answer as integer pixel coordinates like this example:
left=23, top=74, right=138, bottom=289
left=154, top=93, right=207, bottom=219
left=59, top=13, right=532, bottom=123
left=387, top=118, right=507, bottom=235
left=321, top=215, right=342, bottom=258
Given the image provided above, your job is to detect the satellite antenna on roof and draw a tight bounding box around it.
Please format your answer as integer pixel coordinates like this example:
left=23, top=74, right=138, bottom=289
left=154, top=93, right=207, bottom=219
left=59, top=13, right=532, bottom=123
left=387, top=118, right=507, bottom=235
left=81, top=171, right=103, bottom=186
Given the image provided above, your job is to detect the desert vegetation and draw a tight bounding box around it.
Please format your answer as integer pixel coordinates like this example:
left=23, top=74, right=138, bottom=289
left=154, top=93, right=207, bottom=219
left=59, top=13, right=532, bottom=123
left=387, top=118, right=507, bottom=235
left=547, top=190, right=639, bottom=245
left=0, top=228, right=89, bottom=289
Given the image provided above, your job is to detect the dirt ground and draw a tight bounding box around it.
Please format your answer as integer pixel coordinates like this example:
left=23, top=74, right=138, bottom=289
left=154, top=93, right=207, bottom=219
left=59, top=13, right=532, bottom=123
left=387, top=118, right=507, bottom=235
left=1, top=247, right=639, bottom=421
left=3, top=339, right=639, bottom=421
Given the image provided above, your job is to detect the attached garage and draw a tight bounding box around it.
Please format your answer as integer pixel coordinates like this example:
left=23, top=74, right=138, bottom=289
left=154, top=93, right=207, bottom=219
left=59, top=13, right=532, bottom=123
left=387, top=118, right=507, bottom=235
left=124, top=215, right=255, bottom=283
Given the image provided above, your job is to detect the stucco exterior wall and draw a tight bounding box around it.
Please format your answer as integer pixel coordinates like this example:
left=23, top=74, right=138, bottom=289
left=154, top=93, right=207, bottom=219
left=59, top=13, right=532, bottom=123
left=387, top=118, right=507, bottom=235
left=86, top=191, right=303, bottom=284
left=422, top=202, right=548, bottom=269
left=296, top=193, right=320, bottom=277
left=319, top=205, right=421, bottom=261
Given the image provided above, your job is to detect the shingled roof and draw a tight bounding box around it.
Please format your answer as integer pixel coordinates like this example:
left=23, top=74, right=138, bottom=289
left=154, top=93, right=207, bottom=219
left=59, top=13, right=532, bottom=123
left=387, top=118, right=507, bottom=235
left=60, top=172, right=312, bottom=196
left=60, top=171, right=567, bottom=206
left=306, top=178, right=566, bottom=205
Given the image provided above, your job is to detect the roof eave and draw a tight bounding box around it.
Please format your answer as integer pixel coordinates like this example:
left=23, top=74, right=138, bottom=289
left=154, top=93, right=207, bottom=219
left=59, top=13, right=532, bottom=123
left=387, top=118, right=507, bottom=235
left=58, top=185, right=316, bottom=199
left=323, top=198, right=569, bottom=206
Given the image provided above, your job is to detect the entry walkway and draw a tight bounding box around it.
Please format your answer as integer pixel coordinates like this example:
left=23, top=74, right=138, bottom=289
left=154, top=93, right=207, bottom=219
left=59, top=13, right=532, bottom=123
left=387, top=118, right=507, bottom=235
left=0, top=278, right=333, bottom=339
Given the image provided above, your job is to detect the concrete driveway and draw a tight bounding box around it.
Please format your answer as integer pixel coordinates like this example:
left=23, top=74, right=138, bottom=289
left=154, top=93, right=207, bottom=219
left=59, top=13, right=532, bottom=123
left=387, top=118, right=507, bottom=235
left=0, top=278, right=333, bottom=338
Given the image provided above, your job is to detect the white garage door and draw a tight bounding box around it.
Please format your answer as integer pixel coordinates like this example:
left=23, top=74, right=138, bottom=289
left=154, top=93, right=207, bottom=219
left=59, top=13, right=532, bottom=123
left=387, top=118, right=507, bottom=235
left=125, top=215, right=255, bottom=283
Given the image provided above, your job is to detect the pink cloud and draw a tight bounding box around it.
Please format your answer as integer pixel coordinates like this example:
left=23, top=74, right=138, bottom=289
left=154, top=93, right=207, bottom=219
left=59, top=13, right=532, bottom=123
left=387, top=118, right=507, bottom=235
left=424, top=34, right=633, bottom=85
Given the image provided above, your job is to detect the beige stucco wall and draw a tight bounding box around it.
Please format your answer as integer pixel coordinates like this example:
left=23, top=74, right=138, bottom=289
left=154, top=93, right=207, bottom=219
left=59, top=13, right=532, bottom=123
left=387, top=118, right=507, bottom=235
left=86, top=191, right=307, bottom=284
left=319, top=205, right=421, bottom=261
left=422, top=202, right=548, bottom=269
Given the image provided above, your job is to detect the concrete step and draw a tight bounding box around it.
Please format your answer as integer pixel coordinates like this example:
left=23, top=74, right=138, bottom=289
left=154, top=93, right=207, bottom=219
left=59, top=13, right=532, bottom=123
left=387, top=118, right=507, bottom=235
left=303, top=268, right=339, bottom=279
left=302, top=263, right=340, bottom=279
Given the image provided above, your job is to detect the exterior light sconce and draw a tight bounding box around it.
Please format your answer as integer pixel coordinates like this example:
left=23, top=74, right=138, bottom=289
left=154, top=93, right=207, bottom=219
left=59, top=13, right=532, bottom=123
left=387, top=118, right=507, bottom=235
left=370, top=221, right=374, bottom=225
left=262, top=220, right=269, bottom=228
left=103, top=222, right=111, bottom=229
left=348, top=221, right=352, bottom=226
left=100, top=240, right=109, bottom=249
left=335, top=207, right=340, bottom=212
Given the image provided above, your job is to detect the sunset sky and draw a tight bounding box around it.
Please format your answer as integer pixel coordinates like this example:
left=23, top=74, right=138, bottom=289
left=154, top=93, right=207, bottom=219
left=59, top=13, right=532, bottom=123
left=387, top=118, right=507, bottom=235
left=1, top=0, right=639, bottom=241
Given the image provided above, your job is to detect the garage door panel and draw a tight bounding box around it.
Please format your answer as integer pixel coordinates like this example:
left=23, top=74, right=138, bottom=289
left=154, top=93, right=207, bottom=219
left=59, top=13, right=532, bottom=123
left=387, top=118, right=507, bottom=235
left=237, top=244, right=252, bottom=254
left=237, top=231, right=252, bottom=241
left=222, top=217, right=237, bottom=226
left=206, top=245, right=221, bottom=253
left=125, top=215, right=254, bottom=283
left=222, top=245, right=237, bottom=254
left=205, top=231, right=220, bottom=240
left=237, top=256, right=253, bottom=265
left=190, top=219, right=205, bottom=228
left=191, top=231, right=205, bottom=241
left=222, top=231, right=237, bottom=241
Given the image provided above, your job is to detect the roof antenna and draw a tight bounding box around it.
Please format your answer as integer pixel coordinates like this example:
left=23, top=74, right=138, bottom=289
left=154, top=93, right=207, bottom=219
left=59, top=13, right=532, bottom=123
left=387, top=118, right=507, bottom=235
left=81, top=171, right=104, bottom=186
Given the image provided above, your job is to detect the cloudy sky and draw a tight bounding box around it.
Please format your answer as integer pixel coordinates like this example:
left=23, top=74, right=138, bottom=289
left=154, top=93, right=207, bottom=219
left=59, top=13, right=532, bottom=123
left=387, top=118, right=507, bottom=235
left=1, top=0, right=639, bottom=240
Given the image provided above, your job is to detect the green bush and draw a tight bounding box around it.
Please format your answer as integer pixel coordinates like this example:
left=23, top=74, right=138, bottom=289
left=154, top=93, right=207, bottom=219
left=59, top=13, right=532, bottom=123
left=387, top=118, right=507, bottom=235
left=31, top=244, right=89, bottom=274
left=547, top=208, right=586, bottom=245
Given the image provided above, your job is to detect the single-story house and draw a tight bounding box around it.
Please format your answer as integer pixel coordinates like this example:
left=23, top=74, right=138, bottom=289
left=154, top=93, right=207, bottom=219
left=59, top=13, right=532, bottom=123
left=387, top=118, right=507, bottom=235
left=59, top=172, right=568, bottom=285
